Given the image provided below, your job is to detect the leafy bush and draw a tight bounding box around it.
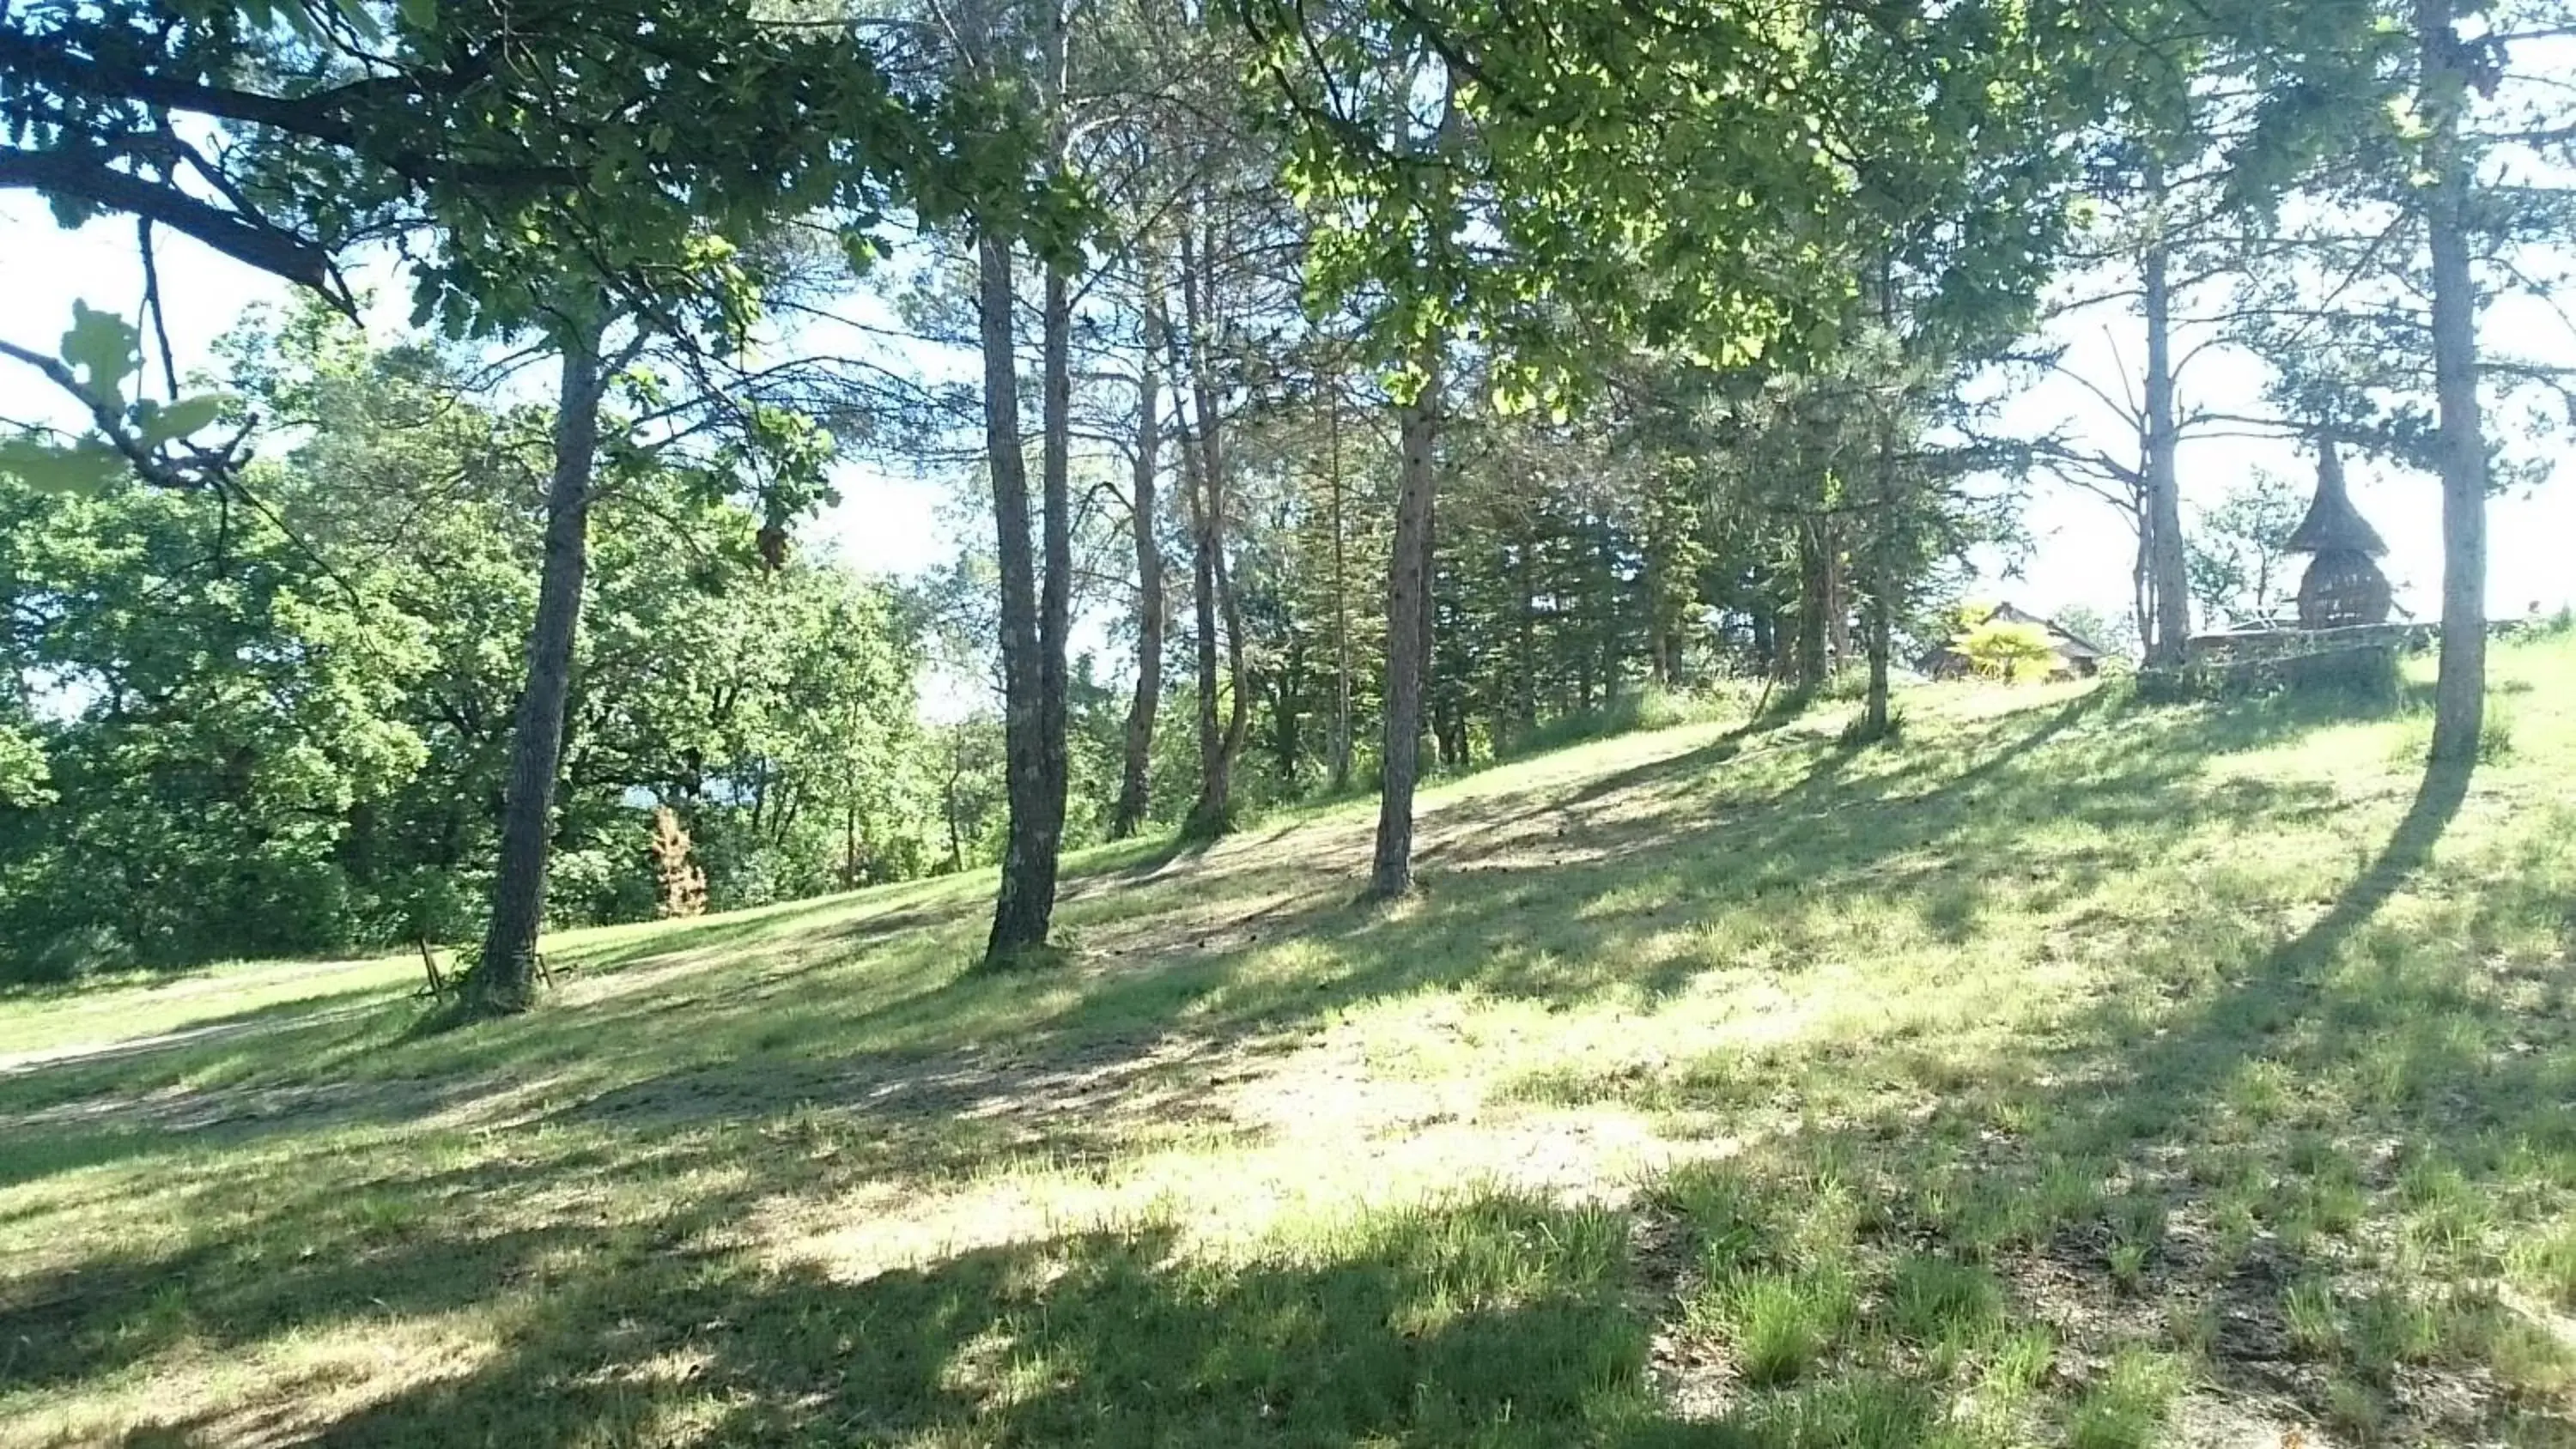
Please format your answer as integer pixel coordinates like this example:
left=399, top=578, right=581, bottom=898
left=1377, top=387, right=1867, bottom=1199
left=2140, top=643, right=2399, bottom=709
left=1955, top=621, right=2059, bottom=682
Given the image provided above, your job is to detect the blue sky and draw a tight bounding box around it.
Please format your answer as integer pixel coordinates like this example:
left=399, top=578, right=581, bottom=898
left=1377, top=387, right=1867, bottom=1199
left=3, top=194, right=2569, bottom=661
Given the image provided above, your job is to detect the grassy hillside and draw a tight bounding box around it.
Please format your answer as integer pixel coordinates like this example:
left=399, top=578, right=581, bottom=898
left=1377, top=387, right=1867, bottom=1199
left=4, top=637, right=2574, bottom=1447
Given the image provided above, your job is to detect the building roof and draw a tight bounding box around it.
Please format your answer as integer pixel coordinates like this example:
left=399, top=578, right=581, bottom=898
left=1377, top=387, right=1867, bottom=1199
left=2286, top=437, right=2390, bottom=556
left=1987, top=602, right=2107, bottom=659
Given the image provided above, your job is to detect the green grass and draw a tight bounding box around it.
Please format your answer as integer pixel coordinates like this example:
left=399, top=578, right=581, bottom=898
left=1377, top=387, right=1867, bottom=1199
left=5, top=639, right=2576, bottom=1446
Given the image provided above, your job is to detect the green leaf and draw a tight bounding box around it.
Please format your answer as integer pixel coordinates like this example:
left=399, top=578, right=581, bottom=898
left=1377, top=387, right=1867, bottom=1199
left=59, top=303, right=140, bottom=415
left=131, top=395, right=230, bottom=446
left=0, top=437, right=128, bottom=496
left=397, top=0, right=439, bottom=29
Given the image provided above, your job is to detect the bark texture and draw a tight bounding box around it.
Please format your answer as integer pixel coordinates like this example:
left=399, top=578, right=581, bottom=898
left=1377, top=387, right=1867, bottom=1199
left=1327, top=383, right=1354, bottom=792
left=979, top=227, right=1059, bottom=963
left=2142, top=192, right=2193, bottom=667
left=1110, top=299, right=1166, bottom=840
left=471, top=320, right=609, bottom=1015
left=981, top=1, right=1076, bottom=963
left=1369, top=348, right=1440, bottom=899
left=2419, top=0, right=2488, bottom=766
left=1175, top=227, right=1249, bottom=837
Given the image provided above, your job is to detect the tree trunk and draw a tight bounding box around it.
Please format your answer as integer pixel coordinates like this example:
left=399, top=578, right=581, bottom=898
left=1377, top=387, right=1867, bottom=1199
left=984, top=3, right=1075, bottom=963
left=979, top=226, right=1057, bottom=963
left=842, top=798, right=862, bottom=889
left=1823, top=521, right=1850, bottom=676
left=1328, top=379, right=1354, bottom=792
left=2419, top=0, right=2488, bottom=765
left=2130, top=500, right=2154, bottom=660
left=1865, top=258, right=1902, bottom=737
left=1515, top=530, right=1539, bottom=737
left=1111, top=292, right=1166, bottom=840
left=1178, top=227, right=1248, bottom=836
left=1179, top=375, right=1226, bottom=831
left=1596, top=522, right=1623, bottom=705
left=470, top=318, right=609, bottom=1016
left=2142, top=174, right=2192, bottom=668
left=1796, top=520, right=1831, bottom=693
left=1864, top=563, right=1893, bottom=735
left=945, top=740, right=966, bottom=874
left=1865, top=440, right=1898, bottom=740
left=1370, top=344, right=1440, bottom=900
left=1037, top=252, right=1073, bottom=864
left=1273, top=633, right=1305, bottom=782
left=1646, top=537, right=1674, bottom=688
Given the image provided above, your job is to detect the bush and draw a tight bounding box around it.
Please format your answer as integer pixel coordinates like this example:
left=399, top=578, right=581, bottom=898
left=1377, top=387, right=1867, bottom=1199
left=2282, top=645, right=2403, bottom=706
left=1956, top=621, right=2059, bottom=682
left=3, top=923, right=125, bottom=985
left=2139, top=643, right=2399, bottom=709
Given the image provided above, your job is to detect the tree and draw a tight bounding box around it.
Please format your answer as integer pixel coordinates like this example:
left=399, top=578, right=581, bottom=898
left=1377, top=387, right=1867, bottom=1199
left=471, top=302, right=625, bottom=1009
left=941, top=0, right=1085, bottom=966
left=2209, top=0, right=2576, bottom=762
left=0, top=318, right=941, bottom=981
left=5, top=0, right=1029, bottom=1012
left=647, top=809, right=708, bottom=920
left=1241, top=0, right=2101, bottom=894
left=2186, top=470, right=2305, bottom=627
left=1170, top=221, right=1260, bottom=838
left=1959, top=620, right=2061, bottom=682
left=1110, top=288, right=1169, bottom=840
left=0, top=0, right=968, bottom=460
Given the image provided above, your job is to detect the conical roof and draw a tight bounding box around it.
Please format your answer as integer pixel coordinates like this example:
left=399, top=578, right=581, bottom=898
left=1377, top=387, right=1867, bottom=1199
left=2285, top=437, right=2388, bottom=555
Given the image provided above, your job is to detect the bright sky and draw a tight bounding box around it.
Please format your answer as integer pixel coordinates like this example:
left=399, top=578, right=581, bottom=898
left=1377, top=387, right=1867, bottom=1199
left=3, top=194, right=2569, bottom=663
left=0, top=198, right=963, bottom=583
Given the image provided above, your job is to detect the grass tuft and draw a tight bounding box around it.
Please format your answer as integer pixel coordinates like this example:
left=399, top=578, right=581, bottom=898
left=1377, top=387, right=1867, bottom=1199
left=2067, top=1348, right=2184, bottom=1449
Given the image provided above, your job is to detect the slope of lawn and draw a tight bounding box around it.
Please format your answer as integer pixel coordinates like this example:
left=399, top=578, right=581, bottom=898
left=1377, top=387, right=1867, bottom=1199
left=4, top=634, right=2575, bottom=1447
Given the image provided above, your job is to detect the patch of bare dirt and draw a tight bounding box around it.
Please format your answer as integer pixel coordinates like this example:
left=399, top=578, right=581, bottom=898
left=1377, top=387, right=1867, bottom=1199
left=1632, top=1201, right=1737, bottom=1424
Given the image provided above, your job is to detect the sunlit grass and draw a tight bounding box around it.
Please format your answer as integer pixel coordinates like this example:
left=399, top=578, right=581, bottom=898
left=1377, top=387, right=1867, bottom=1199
left=3, top=639, right=2573, bottom=1445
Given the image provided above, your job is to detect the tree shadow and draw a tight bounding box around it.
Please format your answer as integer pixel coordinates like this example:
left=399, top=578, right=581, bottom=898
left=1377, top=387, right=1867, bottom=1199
left=9, top=672, right=2530, bottom=1443
left=1619, top=751, right=2519, bottom=1438
left=112, top=1192, right=1671, bottom=1448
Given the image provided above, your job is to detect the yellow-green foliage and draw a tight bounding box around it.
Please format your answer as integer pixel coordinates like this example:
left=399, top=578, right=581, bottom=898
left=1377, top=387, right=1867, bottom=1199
left=1956, top=619, right=2060, bottom=682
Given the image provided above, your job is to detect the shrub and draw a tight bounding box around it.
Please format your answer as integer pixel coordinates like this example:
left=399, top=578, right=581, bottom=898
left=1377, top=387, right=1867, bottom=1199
left=2140, top=643, right=2399, bottom=709
left=1955, top=621, right=2059, bottom=682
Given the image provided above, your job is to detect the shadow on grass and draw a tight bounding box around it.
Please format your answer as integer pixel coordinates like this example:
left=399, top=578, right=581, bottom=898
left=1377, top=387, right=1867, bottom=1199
left=304, top=1195, right=1689, bottom=1449
left=66, top=1192, right=1674, bottom=1449
left=1599, top=753, right=2547, bottom=1441
left=0, top=678, right=2388, bottom=1192
left=9, top=670, right=2551, bottom=1443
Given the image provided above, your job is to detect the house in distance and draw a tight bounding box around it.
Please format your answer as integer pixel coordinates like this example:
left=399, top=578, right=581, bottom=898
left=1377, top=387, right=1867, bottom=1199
left=1920, top=603, right=2112, bottom=682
